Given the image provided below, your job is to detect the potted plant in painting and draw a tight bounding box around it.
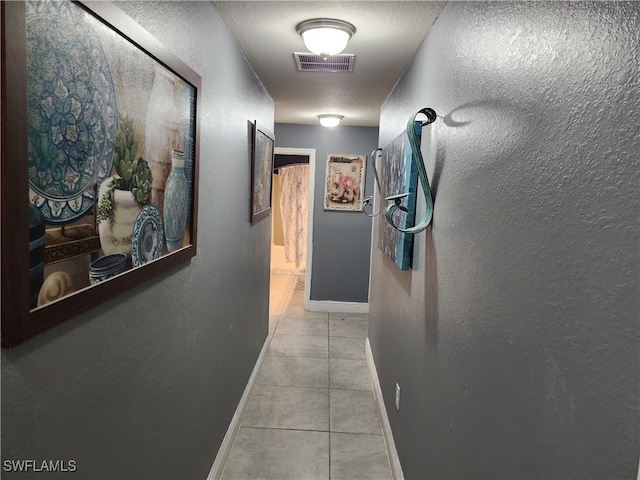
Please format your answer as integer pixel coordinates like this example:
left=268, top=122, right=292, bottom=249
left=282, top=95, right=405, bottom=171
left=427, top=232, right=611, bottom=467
left=97, top=114, right=152, bottom=256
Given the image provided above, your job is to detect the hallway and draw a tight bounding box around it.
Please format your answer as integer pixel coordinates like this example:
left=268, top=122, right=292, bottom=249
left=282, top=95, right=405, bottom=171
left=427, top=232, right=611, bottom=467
left=220, top=274, right=392, bottom=479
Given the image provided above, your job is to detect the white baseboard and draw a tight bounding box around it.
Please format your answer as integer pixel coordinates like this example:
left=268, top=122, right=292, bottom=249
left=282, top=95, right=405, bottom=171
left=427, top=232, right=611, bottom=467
left=366, top=338, right=404, bottom=480
left=307, top=300, right=369, bottom=314
left=207, top=335, right=271, bottom=480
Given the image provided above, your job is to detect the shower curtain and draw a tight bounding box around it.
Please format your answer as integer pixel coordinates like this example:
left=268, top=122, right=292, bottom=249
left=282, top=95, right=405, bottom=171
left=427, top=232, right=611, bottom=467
left=278, top=163, right=308, bottom=265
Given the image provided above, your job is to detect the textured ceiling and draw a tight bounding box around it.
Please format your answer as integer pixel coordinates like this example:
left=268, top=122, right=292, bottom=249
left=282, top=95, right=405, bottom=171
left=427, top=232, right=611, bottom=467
left=211, top=1, right=446, bottom=126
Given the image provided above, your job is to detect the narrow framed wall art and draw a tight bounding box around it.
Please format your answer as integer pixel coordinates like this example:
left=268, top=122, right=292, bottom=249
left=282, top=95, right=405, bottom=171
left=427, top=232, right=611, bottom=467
left=250, top=121, right=274, bottom=224
left=378, top=122, right=422, bottom=270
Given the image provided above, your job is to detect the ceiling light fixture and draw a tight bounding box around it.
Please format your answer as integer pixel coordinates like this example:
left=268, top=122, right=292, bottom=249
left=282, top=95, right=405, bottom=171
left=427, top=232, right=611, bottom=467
left=318, top=114, right=344, bottom=128
left=296, top=18, right=356, bottom=58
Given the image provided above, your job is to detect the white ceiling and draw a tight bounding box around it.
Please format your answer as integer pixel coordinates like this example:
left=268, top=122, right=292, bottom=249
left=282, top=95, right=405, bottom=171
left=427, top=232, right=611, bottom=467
left=211, top=1, right=446, bottom=127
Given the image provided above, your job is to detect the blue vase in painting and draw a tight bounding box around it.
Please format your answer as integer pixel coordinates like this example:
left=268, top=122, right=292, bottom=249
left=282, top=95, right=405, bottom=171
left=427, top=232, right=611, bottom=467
left=163, top=149, right=189, bottom=252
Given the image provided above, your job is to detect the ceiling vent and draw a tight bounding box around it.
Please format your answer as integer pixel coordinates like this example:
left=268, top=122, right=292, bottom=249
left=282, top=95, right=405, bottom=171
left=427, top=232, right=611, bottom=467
left=294, top=53, right=355, bottom=72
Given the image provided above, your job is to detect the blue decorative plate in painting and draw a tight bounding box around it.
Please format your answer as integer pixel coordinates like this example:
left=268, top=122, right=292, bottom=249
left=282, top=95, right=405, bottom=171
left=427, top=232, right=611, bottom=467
left=26, top=0, right=117, bottom=224
left=131, top=205, right=164, bottom=268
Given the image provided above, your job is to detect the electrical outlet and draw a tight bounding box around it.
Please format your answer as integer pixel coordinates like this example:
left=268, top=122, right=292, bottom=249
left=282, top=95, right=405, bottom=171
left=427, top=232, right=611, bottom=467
left=395, top=383, right=401, bottom=411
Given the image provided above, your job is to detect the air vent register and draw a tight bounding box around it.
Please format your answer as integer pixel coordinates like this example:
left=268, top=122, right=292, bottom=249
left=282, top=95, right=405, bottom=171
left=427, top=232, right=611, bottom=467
left=294, top=53, right=355, bottom=72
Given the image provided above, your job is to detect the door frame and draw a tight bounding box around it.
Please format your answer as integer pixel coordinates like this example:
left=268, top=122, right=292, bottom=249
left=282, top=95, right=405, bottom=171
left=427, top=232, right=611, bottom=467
left=273, top=147, right=316, bottom=310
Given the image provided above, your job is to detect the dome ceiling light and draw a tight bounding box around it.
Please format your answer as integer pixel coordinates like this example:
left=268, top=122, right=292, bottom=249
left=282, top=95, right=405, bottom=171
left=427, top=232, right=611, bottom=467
left=318, top=114, right=344, bottom=128
left=296, top=18, right=356, bottom=58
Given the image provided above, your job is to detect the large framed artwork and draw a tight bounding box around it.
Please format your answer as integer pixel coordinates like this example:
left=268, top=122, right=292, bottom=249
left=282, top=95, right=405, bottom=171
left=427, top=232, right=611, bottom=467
left=250, top=121, right=274, bottom=224
left=378, top=122, right=422, bottom=270
left=324, top=154, right=366, bottom=211
left=1, top=0, right=201, bottom=347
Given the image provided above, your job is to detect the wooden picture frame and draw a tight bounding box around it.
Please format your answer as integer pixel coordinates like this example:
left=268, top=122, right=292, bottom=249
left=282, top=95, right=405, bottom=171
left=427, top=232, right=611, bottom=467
left=323, top=154, right=367, bottom=212
left=1, top=0, right=201, bottom=347
left=250, top=121, right=274, bottom=224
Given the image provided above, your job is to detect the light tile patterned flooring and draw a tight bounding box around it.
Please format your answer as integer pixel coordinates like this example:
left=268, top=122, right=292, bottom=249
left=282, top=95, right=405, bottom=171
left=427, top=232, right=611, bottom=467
left=220, top=274, right=392, bottom=480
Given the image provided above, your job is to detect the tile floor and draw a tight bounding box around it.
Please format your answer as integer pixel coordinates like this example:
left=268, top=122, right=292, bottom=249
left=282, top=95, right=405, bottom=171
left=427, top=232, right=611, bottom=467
left=220, top=274, right=392, bottom=480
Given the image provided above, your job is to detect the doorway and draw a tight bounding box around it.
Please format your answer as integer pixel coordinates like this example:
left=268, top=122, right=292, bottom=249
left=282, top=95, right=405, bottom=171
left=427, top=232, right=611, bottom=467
left=270, top=147, right=315, bottom=311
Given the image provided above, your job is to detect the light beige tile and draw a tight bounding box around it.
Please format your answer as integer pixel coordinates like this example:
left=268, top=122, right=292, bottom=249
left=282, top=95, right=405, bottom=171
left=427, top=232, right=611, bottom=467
left=329, top=336, right=366, bottom=360
left=329, top=314, right=369, bottom=338
left=330, top=389, right=382, bottom=434
left=242, top=385, right=329, bottom=431
left=287, top=288, right=306, bottom=305
left=269, top=316, right=280, bottom=334
left=330, top=432, right=391, bottom=480
left=283, top=307, right=329, bottom=320
left=275, top=316, right=328, bottom=336
left=269, top=273, right=296, bottom=317
left=329, top=312, right=369, bottom=321
left=258, top=355, right=329, bottom=388
left=329, top=358, right=371, bottom=391
left=222, top=428, right=329, bottom=480
left=269, top=334, right=328, bottom=358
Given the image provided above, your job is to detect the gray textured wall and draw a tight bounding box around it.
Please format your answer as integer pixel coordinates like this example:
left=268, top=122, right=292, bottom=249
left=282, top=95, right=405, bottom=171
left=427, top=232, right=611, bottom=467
left=274, top=123, right=378, bottom=303
left=370, top=2, right=639, bottom=479
left=1, top=2, right=273, bottom=479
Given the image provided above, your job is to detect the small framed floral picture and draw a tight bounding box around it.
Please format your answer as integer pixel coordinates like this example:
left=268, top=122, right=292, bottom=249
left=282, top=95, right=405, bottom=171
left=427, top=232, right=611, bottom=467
left=323, top=154, right=366, bottom=212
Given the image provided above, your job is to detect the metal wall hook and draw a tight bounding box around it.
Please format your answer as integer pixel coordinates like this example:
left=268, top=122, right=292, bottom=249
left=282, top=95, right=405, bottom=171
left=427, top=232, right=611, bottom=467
left=362, top=196, right=376, bottom=217
left=418, top=107, right=437, bottom=125
left=362, top=148, right=382, bottom=217
left=384, top=107, right=436, bottom=234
